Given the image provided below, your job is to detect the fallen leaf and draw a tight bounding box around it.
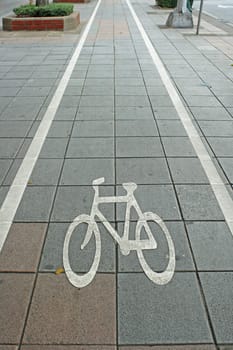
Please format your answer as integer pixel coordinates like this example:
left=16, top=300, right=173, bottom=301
left=55, top=267, right=64, bottom=275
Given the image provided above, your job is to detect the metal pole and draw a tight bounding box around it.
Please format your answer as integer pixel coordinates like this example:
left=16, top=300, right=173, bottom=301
left=196, top=0, right=204, bottom=35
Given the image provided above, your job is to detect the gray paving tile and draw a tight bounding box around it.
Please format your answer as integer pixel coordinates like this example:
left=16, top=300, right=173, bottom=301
left=162, top=137, right=197, bottom=157
left=116, top=137, right=164, bottom=157
left=18, top=87, right=51, bottom=97
left=46, top=121, right=73, bottom=138
left=116, top=184, right=181, bottom=221
left=64, top=86, right=83, bottom=96
left=77, top=107, right=114, bottom=121
left=157, top=120, right=188, bottom=137
left=0, top=105, right=41, bottom=121
left=0, top=139, right=23, bottom=158
left=9, top=97, right=45, bottom=107
left=0, top=186, right=9, bottom=207
left=39, top=138, right=69, bottom=158
left=218, top=158, right=233, bottom=183
left=116, top=158, right=171, bottom=185
left=25, top=78, right=57, bottom=87
left=66, top=138, right=114, bottom=158
left=72, top=121, right=114, bottom=137
left=15, top=186, right=56, bottom=222
left=59, top=96, right=81, bottom=108
left=168, top=158, right=209, bottom=184
left=115, top=78, right=144, bottom=86
left=0, top=87, right=20, bottom=97
left=150, top=95, right=173, bottom=108
left=118, top=272, right=212, bottom=344
left=116, top=107, right=153, bottom=120
left=0, top=121, right=32, bottom=138
left=147, top=86, right=168, bottom=96
left=115, top=86, right=147, bottom=96
left=116, top=96, right=150, bottom=107
left=207, top=138, right=233, bottom=157
left=51, top=186, right=115, bottom=222
left=218, top=96, right=233, bottom=107
left=69, top=78, right=86, bottom=86
left=0, top=97, right=12, bottom=112
left=84, top=78, right=114, bottom=87
left=184, top=96, right=222, bottom=107
left=0, top=79, right=25, bottom=88
left=186, top=222, right=233, bottom=271
left=83, top=85, right=114, bottom=96
left=54, top=107, right=77, bottom=121
left=153, top=107, right=180, bottom=120
left=60, top=158, right=114, bottom=185
left=176, top=185, right=224, bottom=220
left=79, top=96, right=114, bottom=108
left=198, top=121, right=233, bottom=137
left=27, top=159, right=63, bottom=186
left=40, top=222, right=115, bottom=273
left=0, top=159, right=12, bottom=185
left=200, top=272, right=233, bottom=343
left=116, top=120, right=158, bottom=137
left=118, top=221, right=194, bottom=272
left=190, top=107, right=232, bottom=121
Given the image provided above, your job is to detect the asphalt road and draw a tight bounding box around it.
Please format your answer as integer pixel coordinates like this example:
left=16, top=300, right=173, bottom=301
left=194, top=0, right=233, bottom=25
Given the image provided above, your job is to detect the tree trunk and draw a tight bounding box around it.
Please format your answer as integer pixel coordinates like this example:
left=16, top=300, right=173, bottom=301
left=36, top=0, right=49, bottom=6
left=166, top=0, right=193, bottom=27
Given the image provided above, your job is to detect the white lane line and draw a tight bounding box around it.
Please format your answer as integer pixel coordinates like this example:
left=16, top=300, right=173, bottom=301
left=0, top=0, right=102, bottom=253
left=125, top=0, right=233, bottom=236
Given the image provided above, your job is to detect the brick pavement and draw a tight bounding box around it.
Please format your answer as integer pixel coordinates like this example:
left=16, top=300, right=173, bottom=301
left=0, top=0, right=233, bottom=348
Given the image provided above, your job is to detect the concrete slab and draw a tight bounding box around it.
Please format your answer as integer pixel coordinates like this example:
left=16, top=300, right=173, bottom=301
left=200, top=272, right=233, bottom=343
left=23, top=274, right=116, bottom=344
left=118, top=221, right=194, bottom=272
left=60, top=158, right=114, bottom=185
left=167, top=158, right=209, bottom=184
left=116, top=137, right=164, bottom=157
left=162, top=137, right=197, bottom=157
left=116, top=120, right=158, bottom=137
left=0, top=223, right=47, bottom=272
left=0, top=138, right=23, bottom=158
left=40, top=222, right=115, bottom=272
left=176, top=185, right=224, bottom=220
left=207, top=138, right=233, bottom=157
left=15, top=186, right=56, bottom=222
left=118, top=272, right=213, bottom=344
left=72, top=121, right=114, bottom=137
left=116, top=184, right=181, bottom=221
left=51, top=186, right=115, bottom=222
left=66, top=138, right=114, bottom=158
left=116, top=158, right=171, bottom=185
left=0, top=273, right=35, bottom=343
left=186, top=222, right=233, bottom=271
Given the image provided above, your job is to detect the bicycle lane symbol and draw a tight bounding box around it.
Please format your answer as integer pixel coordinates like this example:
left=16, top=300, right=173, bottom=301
left=63, top=177, right=176, bottom=288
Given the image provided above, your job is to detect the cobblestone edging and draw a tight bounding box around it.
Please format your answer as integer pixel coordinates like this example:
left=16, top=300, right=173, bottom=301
left=2, top=12, right=80, bottom=31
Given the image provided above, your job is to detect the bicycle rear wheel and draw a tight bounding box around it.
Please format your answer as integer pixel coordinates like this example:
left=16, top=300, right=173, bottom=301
left=63, top=214, right=101, bottom=288
left=136, top=212, right=175, bottom=285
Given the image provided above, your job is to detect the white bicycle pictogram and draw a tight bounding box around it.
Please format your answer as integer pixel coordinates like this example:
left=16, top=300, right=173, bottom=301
left=63, top=177, right=176, bottom=288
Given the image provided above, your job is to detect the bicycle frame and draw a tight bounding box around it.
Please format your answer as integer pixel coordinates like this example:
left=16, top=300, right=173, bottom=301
left=82, top=179, right=157, bottom=255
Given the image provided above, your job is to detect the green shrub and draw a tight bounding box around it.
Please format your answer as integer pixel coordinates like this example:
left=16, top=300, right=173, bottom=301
left=13, top=3, right=74, bottom=17
left=157, top=0, right=177, bottom=8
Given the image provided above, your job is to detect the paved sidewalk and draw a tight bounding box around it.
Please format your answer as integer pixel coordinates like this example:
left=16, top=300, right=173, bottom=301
left=0, top=0, right=233, bottom=348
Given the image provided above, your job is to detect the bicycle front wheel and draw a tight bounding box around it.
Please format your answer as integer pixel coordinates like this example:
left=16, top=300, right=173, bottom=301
left=63, top=214, right=101, bottom=288
left=136, top=212, right=175, bottom=285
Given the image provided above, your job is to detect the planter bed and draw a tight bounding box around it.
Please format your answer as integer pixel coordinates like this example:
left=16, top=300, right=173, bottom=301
left=3, top=12, right=80, bottom=31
